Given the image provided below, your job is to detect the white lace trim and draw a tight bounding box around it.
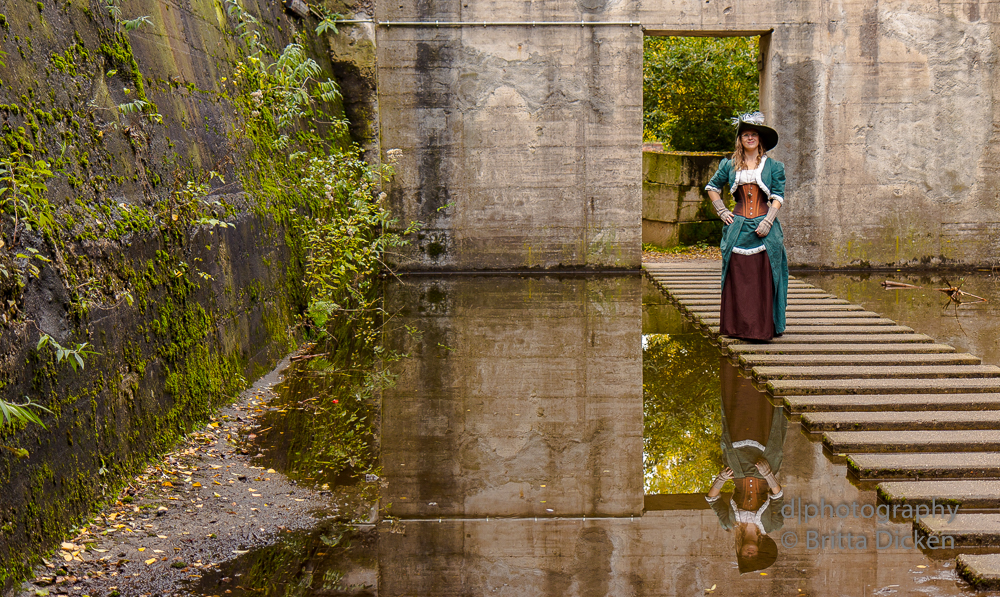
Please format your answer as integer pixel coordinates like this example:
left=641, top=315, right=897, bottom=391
left=732, top=439, right=767, bottom=450
left=729, top=156, right=771, bottom=198
left=732, top=497, right=769, bottom=534
left=731, top=246, right=767, bottom=256
left=705, top=184, right=722, bottom=193
left=771, top=194, right=784, bottom=204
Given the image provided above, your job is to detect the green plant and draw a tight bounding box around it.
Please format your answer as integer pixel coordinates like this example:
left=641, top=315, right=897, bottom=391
left=0, top=151, right=57, bottom=244
left=0, top=397, right=52, bottom=429
left=36, top=333, right=100, bottom=371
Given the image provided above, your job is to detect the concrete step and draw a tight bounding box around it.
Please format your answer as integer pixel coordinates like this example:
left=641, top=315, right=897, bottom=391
left=700, top=317, right=900, bottom=326
left=917, top=514, right=1000, bottom=547
left=673, top=298, right=855, bottom=307
left=685, top=305, right=868, bottom=314
left=668, top=289, right=831, bottom=297
left=769, top=377, right=1000, bottom=396
left=785, top=393, right=1000, bottom=413
left=848, top=453, right=1000, bottom=479
left=757, top=364, right=1000, bottom=381
left=805, top=411, right=1000, bottom=432
left=878, top=480, right=1000, bottom=508
left=705, top=324, right=916, bottom=343
left=739, top=353, right=981, bottom=368
left=825, top=430, right=1000, bottom=453
left=721, top=334, right=936, bottom=347
left=958, top=554, right=1000, bottom=590
left=728, top=343, right=957, bottom=356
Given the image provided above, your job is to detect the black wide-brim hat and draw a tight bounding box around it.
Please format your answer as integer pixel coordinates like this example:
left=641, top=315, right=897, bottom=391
left=734, top=112, right=779, bottom=151
left=736, top=534, right=778, bottom=574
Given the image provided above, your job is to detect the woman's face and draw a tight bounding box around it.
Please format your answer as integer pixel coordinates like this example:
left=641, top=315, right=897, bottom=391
left=741, top=130, right=760, bottom=152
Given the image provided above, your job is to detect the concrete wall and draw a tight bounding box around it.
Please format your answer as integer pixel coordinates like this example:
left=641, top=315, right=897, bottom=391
left=375, top=0, right=1000, bottom=269
left=642, top=151, right=725, bottom=247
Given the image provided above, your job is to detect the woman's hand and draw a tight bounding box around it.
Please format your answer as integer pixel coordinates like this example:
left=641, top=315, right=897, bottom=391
left=754, top=460, right=772, bottom=476
left=755, top=219, right=772, bottom=237
left=719, top=467, right=735, bottom=481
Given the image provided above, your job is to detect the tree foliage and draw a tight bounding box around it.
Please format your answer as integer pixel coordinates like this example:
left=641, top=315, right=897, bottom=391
left=643, top=333, right=723, bottom=494
left=643, top=36, right=760, bottom=151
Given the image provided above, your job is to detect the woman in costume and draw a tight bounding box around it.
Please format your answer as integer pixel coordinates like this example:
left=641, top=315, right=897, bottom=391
left=706, top=359, right=787, bottom=574
left=704, top=112, right=789, bottom=341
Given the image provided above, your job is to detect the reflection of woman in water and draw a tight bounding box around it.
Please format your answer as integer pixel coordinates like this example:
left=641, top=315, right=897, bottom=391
left=706, top=359, right=787, bottom=573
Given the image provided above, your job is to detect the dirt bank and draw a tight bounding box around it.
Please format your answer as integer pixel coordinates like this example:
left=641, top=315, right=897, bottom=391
left=12, top=356, right=352, bottom=597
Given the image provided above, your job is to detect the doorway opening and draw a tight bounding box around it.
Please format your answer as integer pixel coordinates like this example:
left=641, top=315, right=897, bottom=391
left=641, top=33, right=770, bottom=251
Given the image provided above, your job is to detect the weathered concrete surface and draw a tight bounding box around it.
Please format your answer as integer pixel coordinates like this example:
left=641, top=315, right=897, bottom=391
left=805, top=410, right=1000, bottom=432
left=382, top=275, right=642, bottom=518
left=785, top=393, right=1000, bottom=413
left=769, top=377, right=1000, bottom=395
left=378, top=16, right=641, bottom=269
left=826, top=430, right=1000, bottom=453
left=642, top=151, right=725, bottom=247
left=379, top=0, right=1000, bottom=268
left=728, top=343, right=957, bottom=355
left=723, top=333, right=936, bottom=347
left=740, top=352, right=980, bottom=367
left=710, top=324, right=914, bottom=335
left=958, top=554, right=1000, bottom=589
left=878, top=480, right=1000, bottom=508
left=757, top=364, right=1000, bottom=381
left=849, top=452, right=1000, bottom=479
left=917, top=514, right=1000, bottom=546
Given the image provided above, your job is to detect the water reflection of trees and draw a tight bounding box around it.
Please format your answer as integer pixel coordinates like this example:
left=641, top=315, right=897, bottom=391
left=642, top=333, right=723, bottom=494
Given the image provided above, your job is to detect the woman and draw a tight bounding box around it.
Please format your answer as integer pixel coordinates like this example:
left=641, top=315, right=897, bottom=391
left=705, top=112, right=789, bottom=340
left=706, top=358, right=787, bottom=573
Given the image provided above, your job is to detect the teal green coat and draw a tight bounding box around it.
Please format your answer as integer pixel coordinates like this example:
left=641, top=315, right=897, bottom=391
left=705, top=156, right=786, bottom=204
left=706, top=156, right=789, bottom=334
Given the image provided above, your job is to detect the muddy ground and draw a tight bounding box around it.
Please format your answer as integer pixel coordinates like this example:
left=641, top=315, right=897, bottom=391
left=11, top=355, right=375, bottom=597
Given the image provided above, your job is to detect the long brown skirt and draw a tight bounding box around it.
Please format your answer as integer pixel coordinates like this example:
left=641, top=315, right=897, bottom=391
left=720, top=251, right=775, bottom=340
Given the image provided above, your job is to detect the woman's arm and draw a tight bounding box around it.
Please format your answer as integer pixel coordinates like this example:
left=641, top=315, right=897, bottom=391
left=706, top=160, right=734, bottom=225
left=709, top=190, right=734, bottom=226
left=707, top=467, right=735, bottom=499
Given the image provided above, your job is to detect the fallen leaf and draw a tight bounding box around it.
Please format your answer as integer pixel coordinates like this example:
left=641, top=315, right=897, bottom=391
left=192, top=482, right=202, bottom=488
left=157, top=535, right=168, bottom=539
left=153, top=550, right=163, bottom=553
left=266, top=469, right=276, bottom=474
left=162, top=482, right=173, bottom=487
left=60, top=543, right=75, bottom=551
left=138, top=548, right=145, bottom=552
left=144, top=558, right=156, bottom=565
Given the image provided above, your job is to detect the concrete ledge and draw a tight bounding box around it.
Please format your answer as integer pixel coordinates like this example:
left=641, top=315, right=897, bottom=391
left=958, top=554, right=1000, bottom=589
left=723, top=334, right=936, bottom=348
left=728, top=343, right=957, bottom=356
left=740, top=353, right=980, bottom=368
left=769, top=377, right=1000, bottom=396
left=849, top=453, right=1000, bottom=479
left=917, top=514, right=1000, bottom=546
left=785, top=393, right=1000, bottom=413
left=878, top=480, right=1000, bottom=508
left=826, top=430, right=1000, bottom=453
left=711, top=325, right=914, bottom=335
left=806, top=411, right=1000, bottom=432
left=757, top=364, right=1000, bottom=381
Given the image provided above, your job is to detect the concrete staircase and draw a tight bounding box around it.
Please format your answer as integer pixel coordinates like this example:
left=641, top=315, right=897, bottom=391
left=644, top=260, right=1000, bottom=588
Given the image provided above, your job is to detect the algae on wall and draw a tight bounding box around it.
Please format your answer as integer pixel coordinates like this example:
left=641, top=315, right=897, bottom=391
left=0, top=0, right=364, bottom=587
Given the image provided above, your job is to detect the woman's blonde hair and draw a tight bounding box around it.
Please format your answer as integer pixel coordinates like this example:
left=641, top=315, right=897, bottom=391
left=733, top=130, right=766, bottom=171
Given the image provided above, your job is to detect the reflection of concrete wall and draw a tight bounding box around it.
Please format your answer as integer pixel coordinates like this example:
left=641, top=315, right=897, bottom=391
left=382, top=275, right=642, bottom=518
left=642, top=152, right=725, bottom=248
left=379, top=420, right=949, bottom=597
left=378, top=1, right=1000, bottom=269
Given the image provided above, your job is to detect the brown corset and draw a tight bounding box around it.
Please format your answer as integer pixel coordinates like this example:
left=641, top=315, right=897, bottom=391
left=733, top=184, right=769, bottom=218
left=732, top=477, right=770, bottom=511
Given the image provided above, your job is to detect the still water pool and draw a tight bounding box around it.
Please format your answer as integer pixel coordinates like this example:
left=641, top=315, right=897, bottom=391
left=187, top=272, right=1000, bottom=596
